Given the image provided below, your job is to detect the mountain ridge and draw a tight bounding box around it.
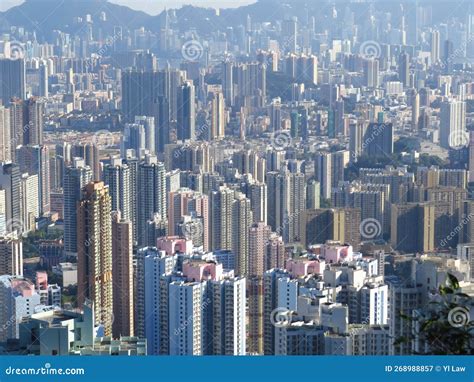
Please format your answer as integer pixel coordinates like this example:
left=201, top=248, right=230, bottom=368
left=0, top=0, right=469, bottom=41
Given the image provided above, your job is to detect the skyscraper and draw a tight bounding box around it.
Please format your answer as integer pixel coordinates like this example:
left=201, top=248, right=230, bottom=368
left=71, top=143, right=100, bottom=181
left=303, top=208, right=362, bottom=248
left=0, top=59, right=25, bottom=102
left=77, top=181, right=113, bottom=336
left=137, top=155, right=166, bottom=246
left=209, top=91, right=225, bottom=139
left=9, top=98, right=44, bottom=147
left=282, top=16, right=298, bottom=53
left=23, top=98, right=44, bottom=146
left=0, top=105, right=11, bottom=162
left=177, top=81, right=195, bottom=141
left=63, top=158, right=92, bottom=255
left=363, top=123, right=394, bottom=158
left=232, top=192, right=253, bottom=276
left=168, top=188, right=209, bottom=250
left=121, top=70, right=160, bottom=122
left=210, top=186, right=234, bottom=252
left=412, top=92, right=420, bottom=131
left=137, top=247, right=177, bottom=353
left=163, top=260, right=246, bottom=355
left=221, top=60, right=234, bottom=106
left=440, top=99, right=466, bottom=149
left=122, top=122, right=145, bottom=158
left=0, top=235, right=23, bottom=276
left=16, top=144, right=50, bottom=214
left=390, top=203, right=435, bottom=253
left=443, top=40, right=454, bottom=74
left=155, top=96, right=170, bottom=153
left=398, top=52, right=410, bottom=87
left=249, top=222, right=271, bottom=277
left=111, top=211, right=134, bottom=338
left=38, top=63, right=48, bottom=97
left=430, top=30, right=440, bottom=64
left=307, top=180, right=320, bottom=210
left=0, top=162, right=21, bottom=235
left=206, top=276, right=246, bottom=355
left=20, top=173, right=39, bottom=233
left=269, top=98, right=282, bottom=132
left=267, top=170, right=306, bottom=244
left=103, top=158, right=132, bottom=223
left=134, top=116, right=156, bottom=155
left=363, top=58, right=379, bottom=88
left=315, top=151, right=349, bottom=200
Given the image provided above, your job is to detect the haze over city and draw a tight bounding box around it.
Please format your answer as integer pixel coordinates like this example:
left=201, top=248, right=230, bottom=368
left=1, top=0, right=257, bottom=13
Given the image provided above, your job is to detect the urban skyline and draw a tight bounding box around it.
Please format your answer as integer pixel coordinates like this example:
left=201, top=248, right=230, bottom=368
left=0, top=0, right=472, bottom=361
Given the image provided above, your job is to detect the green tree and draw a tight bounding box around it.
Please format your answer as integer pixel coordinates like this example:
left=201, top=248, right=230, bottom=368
left=395, top=274, right=473, bottom=355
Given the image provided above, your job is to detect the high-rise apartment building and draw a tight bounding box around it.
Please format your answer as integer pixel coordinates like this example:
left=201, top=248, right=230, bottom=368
left=137, top=155, right=166, bottom=246
left=210, top=186, right=235, bottom=252
left=177, top=81, right=195, bottom=141
left=0, top=59, right=25, bottom=102
left=440, top=99, right=466, bottom=149
left=0, top=275, right=40, bottom=341
left=0, top=235, right=23, bottom=276
left=103, top=158, right=132, bottom=223
left=77, top=181, right=113, bottom=336
left=390, top=203, right=435, bottom=253
left=0, top=162, right=21, bottom=235
left=63, top=158, right=92, bottom=255
left=112, top=211, right=134, bottom=338
left=315, top=151, right=349, bottom=200
left=0, top=105, right=11, bottom=162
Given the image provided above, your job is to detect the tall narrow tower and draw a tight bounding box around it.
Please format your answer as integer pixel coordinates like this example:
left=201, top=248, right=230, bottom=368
left=77, top=181, right=113, bottom=336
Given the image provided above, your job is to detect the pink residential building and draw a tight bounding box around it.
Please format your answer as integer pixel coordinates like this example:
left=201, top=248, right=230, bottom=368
left=321, top=242, right=353, bottom=264
left=156, top=236, right=193, bottom=256
left=183, top=261, right=223, bottom=282
left=286, top=258, right=325, bottom=277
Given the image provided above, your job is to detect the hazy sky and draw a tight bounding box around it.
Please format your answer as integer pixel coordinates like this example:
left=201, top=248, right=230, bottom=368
left=0, top=0, right=256, bottom=14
